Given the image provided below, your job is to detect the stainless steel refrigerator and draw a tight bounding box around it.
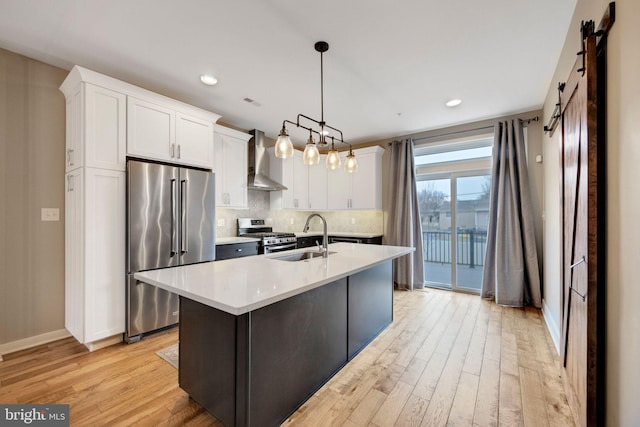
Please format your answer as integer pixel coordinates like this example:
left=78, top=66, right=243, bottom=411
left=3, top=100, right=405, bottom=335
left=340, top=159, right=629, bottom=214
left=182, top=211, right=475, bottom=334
left=126, top=159, right=216, bottom=342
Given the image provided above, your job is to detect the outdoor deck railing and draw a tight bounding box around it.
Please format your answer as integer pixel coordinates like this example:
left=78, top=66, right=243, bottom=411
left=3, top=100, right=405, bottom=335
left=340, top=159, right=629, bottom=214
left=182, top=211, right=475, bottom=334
left=422, top=230, right=487, bottom=267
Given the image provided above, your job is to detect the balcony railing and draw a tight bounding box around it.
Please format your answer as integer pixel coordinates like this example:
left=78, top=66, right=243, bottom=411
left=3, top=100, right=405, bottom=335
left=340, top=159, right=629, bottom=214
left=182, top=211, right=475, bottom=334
left=422, top=229, right=487, bottom=267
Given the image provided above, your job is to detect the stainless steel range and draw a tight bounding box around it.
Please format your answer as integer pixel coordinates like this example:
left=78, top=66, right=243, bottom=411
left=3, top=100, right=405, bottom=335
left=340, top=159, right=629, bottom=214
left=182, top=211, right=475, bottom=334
left=237, top=218, right=297, bottom=254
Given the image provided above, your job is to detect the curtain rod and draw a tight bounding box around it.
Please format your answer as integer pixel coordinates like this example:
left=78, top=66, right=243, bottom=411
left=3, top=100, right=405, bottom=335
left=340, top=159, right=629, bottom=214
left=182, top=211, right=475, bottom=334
left=390, top=115, right=541, bottom=145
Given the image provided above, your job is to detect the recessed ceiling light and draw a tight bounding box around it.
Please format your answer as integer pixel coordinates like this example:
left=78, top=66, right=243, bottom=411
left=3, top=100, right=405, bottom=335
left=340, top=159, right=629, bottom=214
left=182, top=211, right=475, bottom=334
left=445, top=99, right=462, bottom=108
left=200, top=74, right=218, bottom=86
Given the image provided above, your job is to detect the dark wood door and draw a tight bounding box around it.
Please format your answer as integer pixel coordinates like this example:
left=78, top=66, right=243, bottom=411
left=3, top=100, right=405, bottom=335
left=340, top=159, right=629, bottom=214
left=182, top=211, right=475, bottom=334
left=560, top=32, right=603, bottom=426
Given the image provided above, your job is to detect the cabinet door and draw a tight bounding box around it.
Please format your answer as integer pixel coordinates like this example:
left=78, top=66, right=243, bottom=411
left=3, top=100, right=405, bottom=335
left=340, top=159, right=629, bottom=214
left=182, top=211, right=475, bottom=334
left=308, top=154, right=328, bottom=210
left=65, top=169, right=84, bottom=340
left=215, top=130, right=248, bottom=208
left=176, top=112, right=214, bottom=169
left=84, top=168, right=126, bottom=342
left=327, top=153, right=351, bottom=209
left=127, top=97, right=174, bottom=162
left=223, top=136, right=248, bottom=208
left=65, top=89, right=83, bottom=173
left=85, top=84, right=126, bottom=171
left=292, top=150, right=308, bottom=209
left=269, top=149, right=296, bottom=209
left=351, top=151, right=381, bottom=209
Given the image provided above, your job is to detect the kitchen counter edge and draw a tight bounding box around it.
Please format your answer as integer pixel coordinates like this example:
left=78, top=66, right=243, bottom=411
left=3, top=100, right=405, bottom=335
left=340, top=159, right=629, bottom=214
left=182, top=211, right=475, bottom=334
left=134, top=243, right=413, bottom=316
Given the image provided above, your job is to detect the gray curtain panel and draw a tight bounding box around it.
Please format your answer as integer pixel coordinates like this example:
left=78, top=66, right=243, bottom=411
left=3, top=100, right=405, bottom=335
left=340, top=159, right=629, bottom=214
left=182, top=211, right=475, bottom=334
left=482, top=120, right=542, bottom=307
left=385, top=139, right=424, bottom=290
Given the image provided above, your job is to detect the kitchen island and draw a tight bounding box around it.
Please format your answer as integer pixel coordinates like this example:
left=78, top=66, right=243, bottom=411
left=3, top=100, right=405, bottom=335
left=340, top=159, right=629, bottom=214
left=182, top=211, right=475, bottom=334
left=135, top=243, right=413, bottom=427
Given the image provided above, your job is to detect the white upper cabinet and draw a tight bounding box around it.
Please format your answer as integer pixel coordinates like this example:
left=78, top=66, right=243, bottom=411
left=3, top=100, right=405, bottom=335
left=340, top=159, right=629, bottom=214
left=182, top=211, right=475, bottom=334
left=293, top=151, right=309, bottom=209
left=308, top=155, right=328, bottom=210
left=62, top=82, right=126, bottom=172
left=272, top=147, right=383, bottom=211
left=327, top=146, right=384, bottom=210
left=60, top=65, right=220, bottom=170
left=270, top=150, right=307, bottom=209
left=350, top=146, right=383, bottom=209
left=127, top=98, right=215, bottom=169
left=127, top=97, right=174, bottom=162
left=214, top=125, right=250, bottom=209
left=326, top=152, right=351, bottom=210
left=176, top=113, right=214, bottom=168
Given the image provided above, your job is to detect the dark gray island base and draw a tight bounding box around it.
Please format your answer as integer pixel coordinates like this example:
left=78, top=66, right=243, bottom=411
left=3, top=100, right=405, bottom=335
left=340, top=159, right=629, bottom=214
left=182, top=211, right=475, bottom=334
left=178, top=261, right=393, bottom=427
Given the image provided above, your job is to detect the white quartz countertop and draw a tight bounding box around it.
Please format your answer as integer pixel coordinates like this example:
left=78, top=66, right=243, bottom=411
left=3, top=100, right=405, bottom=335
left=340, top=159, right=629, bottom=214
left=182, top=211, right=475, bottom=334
left=215, top=236, right=260, bottom=245
left=134, top=243, right=413, bottom=316
left=295, top=231, right=383, bottom=238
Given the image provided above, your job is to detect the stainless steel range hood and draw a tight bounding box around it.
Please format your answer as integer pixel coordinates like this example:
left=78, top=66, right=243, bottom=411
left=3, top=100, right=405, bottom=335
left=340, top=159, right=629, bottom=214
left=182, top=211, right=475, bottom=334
left=247, top=130, right=288, bottom=191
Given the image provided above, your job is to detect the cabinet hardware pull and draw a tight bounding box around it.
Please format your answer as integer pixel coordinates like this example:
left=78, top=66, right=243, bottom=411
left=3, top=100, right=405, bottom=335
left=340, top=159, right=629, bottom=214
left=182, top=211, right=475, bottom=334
left=569, top=256, right=586, bottom=269
left=570, top=285, right=587, bottom=302
left=170, top=179, right=177, bottom=256
left=170, top=144, right=175, bottom=158
left=181, top=180, right=188, bottom=253
left=177, top=144, right=181, bottom=159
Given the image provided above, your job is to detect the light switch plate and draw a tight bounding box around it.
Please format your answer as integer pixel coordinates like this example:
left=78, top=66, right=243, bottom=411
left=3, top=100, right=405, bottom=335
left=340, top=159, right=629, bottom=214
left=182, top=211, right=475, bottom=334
left=41, top=208, right=60, bottom=221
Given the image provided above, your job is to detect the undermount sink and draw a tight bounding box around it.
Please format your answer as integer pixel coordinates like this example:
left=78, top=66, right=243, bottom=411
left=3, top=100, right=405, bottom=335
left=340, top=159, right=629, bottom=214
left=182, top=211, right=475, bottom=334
left=270, top=250, right=336, bottom=262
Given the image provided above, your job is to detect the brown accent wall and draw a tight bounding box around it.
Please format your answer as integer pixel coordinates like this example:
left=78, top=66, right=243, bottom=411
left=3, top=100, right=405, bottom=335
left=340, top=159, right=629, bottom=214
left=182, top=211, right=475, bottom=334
left=0, top=48, right=68, bottom=344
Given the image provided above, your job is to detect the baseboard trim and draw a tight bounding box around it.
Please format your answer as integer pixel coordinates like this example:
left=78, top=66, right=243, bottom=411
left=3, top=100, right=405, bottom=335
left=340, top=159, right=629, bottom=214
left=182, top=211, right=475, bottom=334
left=0, top=329, right=71, bottom=361
left=542, top=299, right=561, bottom=355
left=84, top=334, right=123, bottom=352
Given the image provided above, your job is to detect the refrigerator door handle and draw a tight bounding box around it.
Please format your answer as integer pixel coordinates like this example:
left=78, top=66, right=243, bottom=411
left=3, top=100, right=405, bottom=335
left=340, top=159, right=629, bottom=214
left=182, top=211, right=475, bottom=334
left=181, top=179, right=188, bottom=253
left=171, top=179, right=178, bottom=256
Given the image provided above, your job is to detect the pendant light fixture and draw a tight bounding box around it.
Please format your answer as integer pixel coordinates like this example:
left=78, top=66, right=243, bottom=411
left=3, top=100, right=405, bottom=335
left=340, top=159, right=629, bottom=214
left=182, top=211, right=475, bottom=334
left=303, top=130, right=320, bottom=165
left=276, top=41, right=357, bottom=172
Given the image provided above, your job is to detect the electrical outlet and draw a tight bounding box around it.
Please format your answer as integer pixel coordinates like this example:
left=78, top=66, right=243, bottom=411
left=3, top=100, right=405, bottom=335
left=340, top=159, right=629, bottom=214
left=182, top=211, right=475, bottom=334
left=290, top=218, right=294, bottom=225
left=217, top=218, right=225, bottom=227
left=351, top=218, right=356, bottom=225
left=41, top=208, right=60, bottom=222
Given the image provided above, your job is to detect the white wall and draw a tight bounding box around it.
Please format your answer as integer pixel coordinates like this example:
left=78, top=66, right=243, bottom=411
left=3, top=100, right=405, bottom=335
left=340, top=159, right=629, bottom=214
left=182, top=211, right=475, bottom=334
left=541, top=0, right=640, bottom=425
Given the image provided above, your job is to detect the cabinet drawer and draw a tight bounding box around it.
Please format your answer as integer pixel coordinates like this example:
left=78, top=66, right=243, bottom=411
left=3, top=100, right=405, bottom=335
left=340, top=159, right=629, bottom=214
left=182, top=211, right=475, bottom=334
left=216, top=242, right=259, bottom=260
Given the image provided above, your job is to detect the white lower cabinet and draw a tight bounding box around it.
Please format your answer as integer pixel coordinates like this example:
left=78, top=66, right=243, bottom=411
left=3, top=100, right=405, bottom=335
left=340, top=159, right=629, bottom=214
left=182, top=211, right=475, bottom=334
left=65, top=168, right=125, bottom=347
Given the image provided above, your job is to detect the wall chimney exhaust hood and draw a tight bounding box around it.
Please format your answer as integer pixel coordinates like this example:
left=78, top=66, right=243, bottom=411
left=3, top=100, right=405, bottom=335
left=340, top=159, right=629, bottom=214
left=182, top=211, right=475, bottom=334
left=247, top=130, right=287, bottom=191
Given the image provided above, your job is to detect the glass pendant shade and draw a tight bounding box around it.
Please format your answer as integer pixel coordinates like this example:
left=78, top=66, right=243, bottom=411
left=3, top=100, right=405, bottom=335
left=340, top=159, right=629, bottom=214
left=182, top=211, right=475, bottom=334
left=345, top=151, right=358, bottom=173
left=275, top=128, right=294, bottom=159
left=303, top=141, right=320, bottom=165
left=326, top=148, right=341, bottom=170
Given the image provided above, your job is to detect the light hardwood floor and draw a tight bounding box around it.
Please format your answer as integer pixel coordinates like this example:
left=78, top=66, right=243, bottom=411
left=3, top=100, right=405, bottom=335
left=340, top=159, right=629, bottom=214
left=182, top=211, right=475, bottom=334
left=0, top=289, right=575, bottom=426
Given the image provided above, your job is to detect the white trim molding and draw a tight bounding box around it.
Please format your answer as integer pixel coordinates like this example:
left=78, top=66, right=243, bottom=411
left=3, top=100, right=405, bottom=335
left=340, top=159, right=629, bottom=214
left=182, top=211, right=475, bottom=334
left=0, top=329, right=71, bottom=361
left=542, top=299, right=561, bottom=355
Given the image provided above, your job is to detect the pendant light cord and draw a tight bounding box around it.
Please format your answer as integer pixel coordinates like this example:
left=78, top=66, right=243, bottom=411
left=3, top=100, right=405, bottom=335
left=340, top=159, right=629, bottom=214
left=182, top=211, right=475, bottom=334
left=320, top=50, right=324, bottom=143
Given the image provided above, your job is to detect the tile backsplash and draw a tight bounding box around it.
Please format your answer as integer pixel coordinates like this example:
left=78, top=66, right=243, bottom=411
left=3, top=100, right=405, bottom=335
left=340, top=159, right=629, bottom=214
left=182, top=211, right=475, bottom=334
left=216, top=190, right=384, bottom=238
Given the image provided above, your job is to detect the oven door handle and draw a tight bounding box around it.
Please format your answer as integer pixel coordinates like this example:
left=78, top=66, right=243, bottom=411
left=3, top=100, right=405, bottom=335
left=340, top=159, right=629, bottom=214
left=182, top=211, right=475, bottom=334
left=265, top=243, right=297, bottom=252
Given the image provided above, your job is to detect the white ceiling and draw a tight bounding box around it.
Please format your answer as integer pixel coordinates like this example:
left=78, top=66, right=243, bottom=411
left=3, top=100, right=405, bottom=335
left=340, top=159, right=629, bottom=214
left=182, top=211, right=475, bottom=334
left=0, top=0, right=576, bottom=146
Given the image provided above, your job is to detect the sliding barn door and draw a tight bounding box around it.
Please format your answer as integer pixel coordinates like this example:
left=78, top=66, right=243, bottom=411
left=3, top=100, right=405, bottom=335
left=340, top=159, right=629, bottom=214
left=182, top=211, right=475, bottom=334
left=560, top=32, right=604, bottom=427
